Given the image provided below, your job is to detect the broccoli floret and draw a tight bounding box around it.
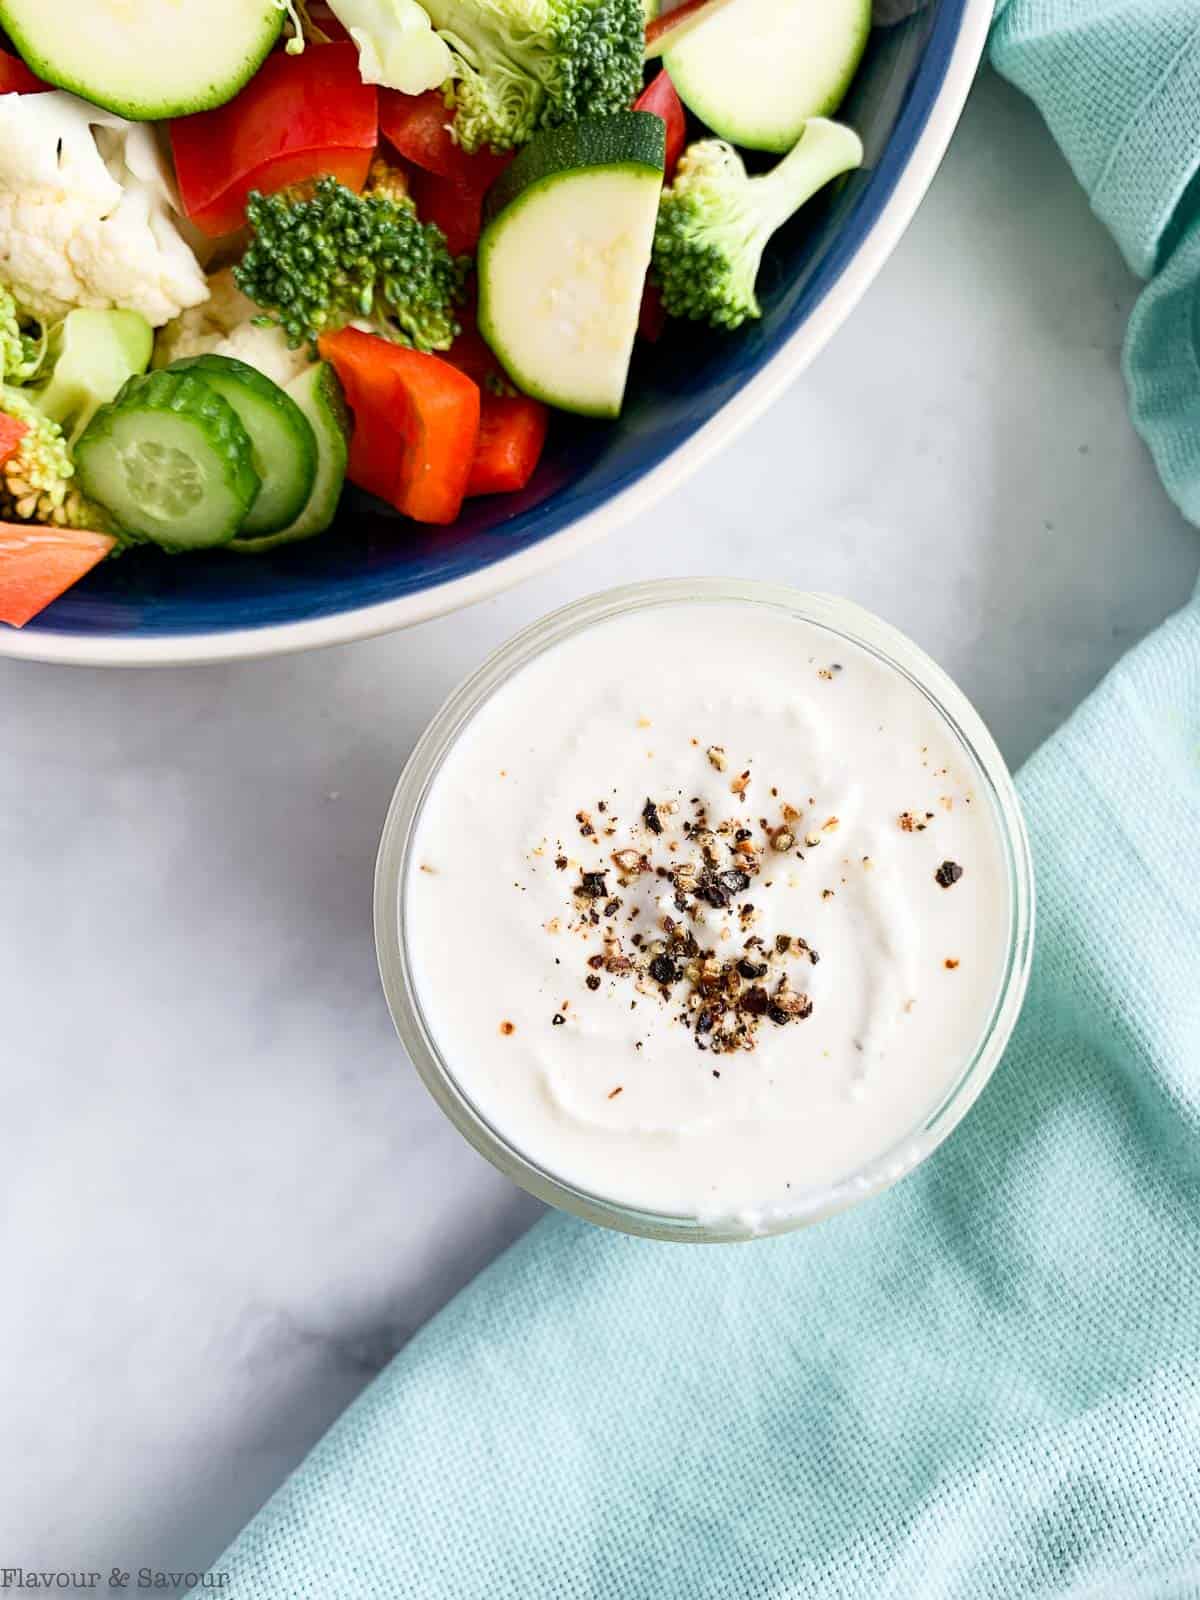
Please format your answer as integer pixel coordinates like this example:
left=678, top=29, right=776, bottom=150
left=234, top=176, right=470, bottom=353
left=0, top=284, right=94, bottom=529
left=652, top=123, right=864, bottom=331
left=427, top=0, right=645, bottom=153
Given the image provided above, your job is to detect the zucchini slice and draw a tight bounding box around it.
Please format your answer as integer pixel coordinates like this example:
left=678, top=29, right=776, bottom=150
left=0, top=0, right=286, bottom=120
left=478, top=113, right=666, bottom=419
left=665, top=0, right=871, bottom=154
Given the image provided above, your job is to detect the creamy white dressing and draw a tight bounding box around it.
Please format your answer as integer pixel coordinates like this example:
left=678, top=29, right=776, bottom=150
left=404, top=602, right=1012, bottom=1225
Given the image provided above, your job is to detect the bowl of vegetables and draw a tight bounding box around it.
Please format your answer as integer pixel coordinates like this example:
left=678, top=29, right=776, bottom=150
left=0, top=0, right=989, bottom=664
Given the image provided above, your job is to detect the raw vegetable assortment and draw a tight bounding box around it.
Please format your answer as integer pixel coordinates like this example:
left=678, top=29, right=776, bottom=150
left=0, top=0, right=869, bottom=626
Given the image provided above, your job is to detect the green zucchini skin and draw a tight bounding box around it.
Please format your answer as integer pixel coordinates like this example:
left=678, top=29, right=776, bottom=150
left=483, top=112, right=667, bottom=229
left=664, top=0, right=871, bottom=153
left=0, top=0, right=285, bottom=119
left=478, top=114, right=666, bottom=419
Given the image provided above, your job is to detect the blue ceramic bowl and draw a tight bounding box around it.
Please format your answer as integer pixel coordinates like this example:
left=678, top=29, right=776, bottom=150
left=3, top=0, right=990, bottom=665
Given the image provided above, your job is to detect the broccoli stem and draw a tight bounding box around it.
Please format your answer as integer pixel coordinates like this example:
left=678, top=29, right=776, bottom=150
left=754, top=118, right=864, bottom=234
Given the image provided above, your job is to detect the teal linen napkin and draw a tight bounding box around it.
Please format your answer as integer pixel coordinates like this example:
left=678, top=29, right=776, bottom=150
left=208, top=4, right=1200, bottom=1594
left=213, top=593, right=1200, bottom=1599
left=991, top=0, right=1200, bottom=522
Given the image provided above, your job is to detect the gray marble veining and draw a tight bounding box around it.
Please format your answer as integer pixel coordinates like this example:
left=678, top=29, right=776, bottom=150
left=1, top=72, right=1195, bottom=1585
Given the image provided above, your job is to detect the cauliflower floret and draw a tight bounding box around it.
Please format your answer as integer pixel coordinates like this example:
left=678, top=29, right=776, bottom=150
left=215, top=319, right=314, bottom=389
left=154, top=268, right=312, bottom=389
left=327, top=0, right=453, bottom=94
left=0, top=91, right=208, bottom=327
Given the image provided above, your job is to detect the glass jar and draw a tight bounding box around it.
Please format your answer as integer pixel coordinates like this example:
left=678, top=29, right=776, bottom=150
left=375, top=580, right=1035, bottom=1242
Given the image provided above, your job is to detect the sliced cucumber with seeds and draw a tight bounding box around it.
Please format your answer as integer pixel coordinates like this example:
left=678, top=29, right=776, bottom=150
left=230, top=363, right=351, bottom=553
left=478, top=113, right=665, bottom=418
left=167, top=354, right=317, bottom=536
left=74, top=371, right=260, bottom=552
left=0, top=0, right=285, bottom=120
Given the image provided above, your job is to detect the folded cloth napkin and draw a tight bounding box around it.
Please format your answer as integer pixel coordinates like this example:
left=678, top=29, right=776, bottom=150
left=215, top=594, right=1200, bottom=1597
left=992, top=0, right=1200, bottom=521
left=206, top=5, right=1200, bottom=1595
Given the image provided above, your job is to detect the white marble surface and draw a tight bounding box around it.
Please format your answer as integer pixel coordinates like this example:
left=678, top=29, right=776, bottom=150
left=1, top=70, right=1196, bottom=1585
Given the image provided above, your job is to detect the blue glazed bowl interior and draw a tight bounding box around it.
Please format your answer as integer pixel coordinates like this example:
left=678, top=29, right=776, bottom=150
left=26, top=1, right=966, bottom=643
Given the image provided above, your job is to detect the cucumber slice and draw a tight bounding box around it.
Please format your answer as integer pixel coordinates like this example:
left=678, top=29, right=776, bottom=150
left=230, top=363, right=351, bottom=553
left=665, top=0, right=871, bottom=154
left=74, top=371, right=260, bottom=551
left=0, top=0, right=285, bottom=120
left=168, top=354, right=317, bottom=536
left=478, top=113, right=665, bottom=419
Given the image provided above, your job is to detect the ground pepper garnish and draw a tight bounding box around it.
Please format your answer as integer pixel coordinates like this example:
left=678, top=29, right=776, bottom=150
left=935, top=860, right=964, bottom=888
left=555, top=749, right=821, bottom=1056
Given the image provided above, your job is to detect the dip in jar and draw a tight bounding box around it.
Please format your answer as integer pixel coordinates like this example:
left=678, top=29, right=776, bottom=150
left=376, top=582, right=1034, bottom=1239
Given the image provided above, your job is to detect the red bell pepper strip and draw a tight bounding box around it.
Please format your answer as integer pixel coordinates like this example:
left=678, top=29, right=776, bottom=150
left=0, top=48, right=46, bottom=93
left=633, top=69, right=686, bottom=181
left=629, top=71, right=683, bottom=344
left=443, top=318, right=499, bottom=387
left=637, top=279, right=667, bottom=343
left=442, top=313, right=549, bottom=496
left=0, top=413, right=30, bottom=469
left=0, top=525, right=115, bottom=628
left=467, top=393, right=549, bottom=497
left=170, top=42, right=378, bottom=238
left=379, top=89, right=512, bottom=189
left=408, top=167, right=487, bottom=257
left=318, top=327, right=481, bottom=526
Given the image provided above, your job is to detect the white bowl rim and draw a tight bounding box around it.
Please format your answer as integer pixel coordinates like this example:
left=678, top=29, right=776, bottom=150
left=0, top=0, right=992, bottom=669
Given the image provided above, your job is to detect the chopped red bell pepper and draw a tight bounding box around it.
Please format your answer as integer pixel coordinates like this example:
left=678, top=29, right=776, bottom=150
left=170, top=42, right=378, bottom=238
left=318, top=327, right=481, bottom=526
left=637, top=279, right=668, bottom=343
left=443, top=317, right=499, bottom=387
left=408, top=167, right=487, bottom=257
left=379, top=89, right=512, bottom=189
left=467, top=393, right=549, bottom=497
left=0, top=48, right=46, bottom=93
left=0, top=525, right=115, bottom=628
left=0, top=413, right=30, bottom=469
left=443, top=312, right=548, bottom=496
left=634, top=69, right=686, bottom=181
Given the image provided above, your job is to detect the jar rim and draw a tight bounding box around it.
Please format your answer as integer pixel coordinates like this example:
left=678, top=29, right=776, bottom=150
left=374, top=579, right=1036, bottom=1242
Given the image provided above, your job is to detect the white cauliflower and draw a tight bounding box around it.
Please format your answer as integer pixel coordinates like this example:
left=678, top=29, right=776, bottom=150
left=0, top=91, right=209, bottom=327
left=327, top=0, right=453, bottom=94
left=154, top=268, right=313, bottom=389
